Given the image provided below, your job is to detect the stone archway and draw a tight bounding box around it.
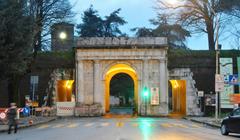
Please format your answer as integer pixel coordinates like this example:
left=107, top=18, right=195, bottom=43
left=169, top=80, right=186, bottom=115
left=75, top=37, right=169, bottom=116
left=105, top=64, right=138, bottom=113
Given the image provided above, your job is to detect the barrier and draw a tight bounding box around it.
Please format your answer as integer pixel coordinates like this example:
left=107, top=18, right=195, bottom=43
left=56, top=102, right=75, bottom=116
left=75, top=104, right=102, bottom=117
left=0, top=112, right=6, bottom=120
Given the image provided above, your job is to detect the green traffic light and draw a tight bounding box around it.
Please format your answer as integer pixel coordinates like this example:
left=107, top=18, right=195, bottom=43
left=143, top=87, right=149, bottom=97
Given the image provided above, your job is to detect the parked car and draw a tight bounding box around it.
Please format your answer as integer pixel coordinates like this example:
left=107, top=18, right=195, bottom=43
left=221, top=108, right=240, bottom=135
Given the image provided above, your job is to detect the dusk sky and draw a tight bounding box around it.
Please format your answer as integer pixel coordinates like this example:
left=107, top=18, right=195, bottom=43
left=69, top=0, right=234, bottom=50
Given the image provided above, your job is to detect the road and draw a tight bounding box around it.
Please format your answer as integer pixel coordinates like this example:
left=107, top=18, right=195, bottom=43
left=0, top=117, right=240, bottom=140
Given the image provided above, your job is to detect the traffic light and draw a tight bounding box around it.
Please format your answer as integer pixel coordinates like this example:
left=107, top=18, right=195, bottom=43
left=143, top=87, right=149, bottom=97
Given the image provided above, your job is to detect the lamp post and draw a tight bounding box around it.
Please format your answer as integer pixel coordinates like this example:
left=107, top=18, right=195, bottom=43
left=210, top=4, right=220, bottom=120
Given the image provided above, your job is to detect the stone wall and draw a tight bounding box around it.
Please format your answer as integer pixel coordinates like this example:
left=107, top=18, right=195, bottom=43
left=0, top=51, right=74, bottom=107
left=169, top=68, right=201, bottom=116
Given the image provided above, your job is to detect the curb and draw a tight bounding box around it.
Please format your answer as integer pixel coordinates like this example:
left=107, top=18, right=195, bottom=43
left=0, top=117, right=57, bottom=133
left=184, top=117, right=221, bottom=128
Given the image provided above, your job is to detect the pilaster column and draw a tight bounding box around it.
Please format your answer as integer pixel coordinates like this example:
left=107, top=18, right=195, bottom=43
left=143, top=59, right=149, bottom=88
left=77, top=60, right=84, bottom=103
left=159, top=59, right=168, bottom=103
left=94, top=60, right=100, bottom=103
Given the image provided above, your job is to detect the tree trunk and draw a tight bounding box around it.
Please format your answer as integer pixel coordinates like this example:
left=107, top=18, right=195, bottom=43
left=206, top=21, right=215, bottom=51
left=7, top=75, right=21, bottom=106
left=33, top=0, right=44, bottom=56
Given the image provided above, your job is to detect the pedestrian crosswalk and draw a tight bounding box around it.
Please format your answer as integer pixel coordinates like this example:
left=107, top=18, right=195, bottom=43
left=52, top=124, right=65, bottom=128
left=84, top=123, right=94, bottom=127
left=37, top=121, right=202, bottom=130
left=67, top=123, right=78, bottom=128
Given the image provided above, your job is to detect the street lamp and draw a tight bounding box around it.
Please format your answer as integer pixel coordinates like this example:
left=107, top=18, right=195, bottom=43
left=168, top=0, right=178, bottom=5
left=59, top=31, right=67, bottom=40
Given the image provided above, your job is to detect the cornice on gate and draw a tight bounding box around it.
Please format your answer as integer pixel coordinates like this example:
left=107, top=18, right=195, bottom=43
left=76, top=48, right=167, bottom=61
left=76, top=37, right=168, bottom=48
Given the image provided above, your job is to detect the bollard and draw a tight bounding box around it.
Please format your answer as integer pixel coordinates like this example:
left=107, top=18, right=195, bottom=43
left=16, top=109, right=20, bottom=120
left=29, top=119, right=33, bottom=125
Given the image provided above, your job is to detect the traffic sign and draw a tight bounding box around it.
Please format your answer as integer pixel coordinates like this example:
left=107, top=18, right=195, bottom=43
left=30, top=76, right=39, bottom=84
left=215, top=82, right=225, bottom=92
left=229, top=74, right=239, bottom=85
left=215, top=74, right=224, bottom=92
left=197, top=91, right=204, bottom=97
left=0, top=112, right=6, bottom=120
left=215, top=74, right=224, bottom=82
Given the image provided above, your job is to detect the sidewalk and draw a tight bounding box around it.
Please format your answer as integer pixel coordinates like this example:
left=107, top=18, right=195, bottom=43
left=184, top=117, right=222, bottom=128
left=0, top=116, right=56, bottom=133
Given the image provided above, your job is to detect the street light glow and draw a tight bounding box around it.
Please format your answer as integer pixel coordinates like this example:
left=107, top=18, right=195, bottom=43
left=168, top=0, right=178, bottom=5
left=59, top=32, right=67, bottom=40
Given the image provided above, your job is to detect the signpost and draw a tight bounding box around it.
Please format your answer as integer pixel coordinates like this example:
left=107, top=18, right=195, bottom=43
left=30, top=76, right=38, bottom=116
left=215, top=74, right=224, bottom=92
left=151, top=87, right=159, bottom=105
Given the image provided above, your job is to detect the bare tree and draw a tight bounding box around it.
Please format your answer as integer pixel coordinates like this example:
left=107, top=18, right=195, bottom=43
left=28, top=0, right=74, bottom=55
left=220, top=0, right=240, bottom=49
left=156, top=0, right=228, bottom=50
left=132, top=14, right=191, bottom=49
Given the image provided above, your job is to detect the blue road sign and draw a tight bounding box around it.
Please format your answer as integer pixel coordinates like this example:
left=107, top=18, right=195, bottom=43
left=229, top=74, right=239, bottom=85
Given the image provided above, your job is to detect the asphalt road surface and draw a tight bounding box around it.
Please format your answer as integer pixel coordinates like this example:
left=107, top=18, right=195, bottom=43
left=1, top=117, right=240, bottom=140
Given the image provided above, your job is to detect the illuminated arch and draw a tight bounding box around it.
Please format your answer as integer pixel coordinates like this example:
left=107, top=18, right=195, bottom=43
left=169, top=80, right=186, bottom=115
left=105, top=64, right=138, bottom=112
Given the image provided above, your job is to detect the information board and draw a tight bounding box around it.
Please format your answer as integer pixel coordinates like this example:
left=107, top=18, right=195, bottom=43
left=151, top=87, right=159, bottom=105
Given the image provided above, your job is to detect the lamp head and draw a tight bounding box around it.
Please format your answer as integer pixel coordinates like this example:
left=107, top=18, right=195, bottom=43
left=59, top=32, right=67, bottom=40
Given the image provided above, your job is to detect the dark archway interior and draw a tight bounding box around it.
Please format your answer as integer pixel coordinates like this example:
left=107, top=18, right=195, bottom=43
left=110, top=73, right=134, bottom=114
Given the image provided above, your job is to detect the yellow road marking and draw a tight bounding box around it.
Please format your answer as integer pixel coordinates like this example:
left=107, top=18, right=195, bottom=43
left=116, top=122, right=124, bottom=127
left=173, top=123, right=188, bottom=128
left=67, top=123, right=78, bottom=128
left=38, top=124, right=50, bottom=129
left=191, top=124, right=201, bottom=128
left=161, top=123, right=173, bottom=128
left=52, top=124, right=65, bottom=128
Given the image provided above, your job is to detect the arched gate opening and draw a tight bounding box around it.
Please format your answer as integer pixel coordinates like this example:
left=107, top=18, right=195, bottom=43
left=105, top=64, right=138, bottom=115
left=109, top=73, right=134, bottom=114
left=169, top=80, right=186, bottom=116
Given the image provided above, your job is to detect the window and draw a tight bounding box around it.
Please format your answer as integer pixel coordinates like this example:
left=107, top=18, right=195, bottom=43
left=233, top=109, right=240, bottom=116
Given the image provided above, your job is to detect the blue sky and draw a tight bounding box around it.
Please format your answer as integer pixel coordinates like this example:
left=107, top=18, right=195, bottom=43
left=69, top=0, right=234, bottom=50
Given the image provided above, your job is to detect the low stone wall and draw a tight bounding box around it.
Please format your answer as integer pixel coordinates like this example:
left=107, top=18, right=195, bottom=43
left=75, top=103, right=102, bottom=117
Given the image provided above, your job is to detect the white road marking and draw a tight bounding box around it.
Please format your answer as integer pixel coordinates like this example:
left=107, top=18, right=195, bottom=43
left=38, top=124, right=50, bottom=129
left=52, top=124, right=65, bottom=128
left=85, top=123, right=94, bottom=127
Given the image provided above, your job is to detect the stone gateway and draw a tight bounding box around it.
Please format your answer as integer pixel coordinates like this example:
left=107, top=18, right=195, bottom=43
left=75, top=37, right=169, bottom=116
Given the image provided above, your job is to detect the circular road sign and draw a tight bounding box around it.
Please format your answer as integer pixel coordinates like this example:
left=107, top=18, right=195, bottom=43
left=0, top=112, right=6, bottom=120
